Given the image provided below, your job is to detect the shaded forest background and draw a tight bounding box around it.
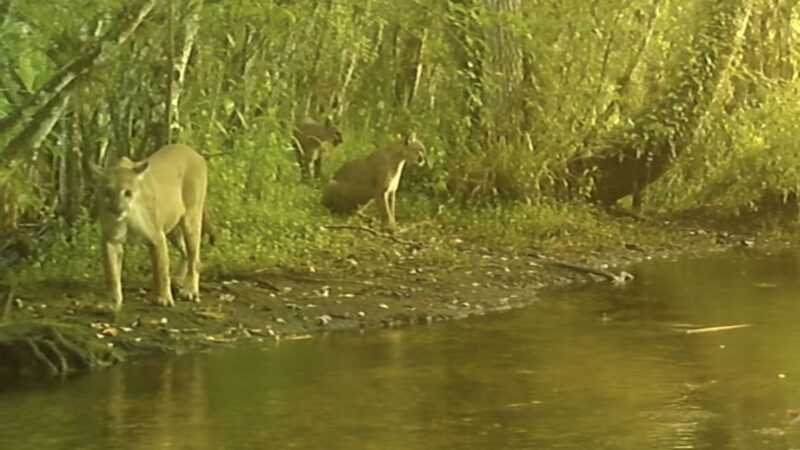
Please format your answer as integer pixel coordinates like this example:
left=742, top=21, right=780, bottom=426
left=1, top=0, right=799, bottom=279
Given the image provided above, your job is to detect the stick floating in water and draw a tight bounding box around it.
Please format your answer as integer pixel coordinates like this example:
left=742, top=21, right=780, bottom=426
left=685, top=324, right=751, bottom=334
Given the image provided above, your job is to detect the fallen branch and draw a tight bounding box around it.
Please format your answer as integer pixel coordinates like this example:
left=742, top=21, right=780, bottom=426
left=324, top=224, right=421, bottom=247
left=685, top=324, right=750, bottom=334
left=223, top=274, right=280, bottom=292
left=528, top=253, right=633, bottom=285
left=251, top=269, right=330, bottom=284
left=251, top=279, right=280, bottom=292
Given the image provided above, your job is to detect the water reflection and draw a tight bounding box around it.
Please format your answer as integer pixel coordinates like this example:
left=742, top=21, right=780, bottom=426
left=3, top=249, right=800, bottom=449
left=100, top=356, right=211, bottom=449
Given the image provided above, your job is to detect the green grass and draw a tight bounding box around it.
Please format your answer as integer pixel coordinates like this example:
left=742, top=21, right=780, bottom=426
left=12, top=176, right=616, bottom=287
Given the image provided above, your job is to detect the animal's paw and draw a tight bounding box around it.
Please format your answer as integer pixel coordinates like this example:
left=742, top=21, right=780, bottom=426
left=96, top=302, right=121, bottom=314
left=154, top=294, right=175, bottom=307
left=179, top=289, right=201, bottom=303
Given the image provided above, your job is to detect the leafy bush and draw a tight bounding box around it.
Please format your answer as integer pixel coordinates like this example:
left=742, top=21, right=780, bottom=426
left=650, top=86, right=800, bottom=221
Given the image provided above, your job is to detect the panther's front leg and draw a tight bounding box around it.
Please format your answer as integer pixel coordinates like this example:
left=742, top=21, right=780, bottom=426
left=102, top=240, right=125, bottom=310
left=148, top=232, right=175, bottom=307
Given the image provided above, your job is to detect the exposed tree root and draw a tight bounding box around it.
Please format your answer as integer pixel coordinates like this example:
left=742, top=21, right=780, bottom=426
left=38, top=338, right=69, bottom=374
left=0, top=323, right=123, bottom=381
left=26, top=338, right=59, bottom=376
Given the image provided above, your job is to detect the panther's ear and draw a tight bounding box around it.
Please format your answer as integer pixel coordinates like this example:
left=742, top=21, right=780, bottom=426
left=132, top=161, right=150, bottom=176
left=405, top=132, right=417, bottom=145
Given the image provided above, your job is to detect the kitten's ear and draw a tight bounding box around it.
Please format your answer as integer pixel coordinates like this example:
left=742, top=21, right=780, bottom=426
left=132, top=161, right=150, bottom=176
left=405, top=132, right=417, bottom=145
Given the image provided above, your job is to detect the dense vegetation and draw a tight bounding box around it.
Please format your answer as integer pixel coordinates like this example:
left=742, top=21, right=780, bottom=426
left=0, top=0, right=798, bottom=283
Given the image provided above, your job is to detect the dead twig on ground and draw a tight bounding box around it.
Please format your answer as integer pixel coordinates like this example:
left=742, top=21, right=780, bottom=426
left=251, top=268, right=331, bottom=284
left=685, top=324, right=750, bottom=334
left=323, top=224, right=421, bottom=247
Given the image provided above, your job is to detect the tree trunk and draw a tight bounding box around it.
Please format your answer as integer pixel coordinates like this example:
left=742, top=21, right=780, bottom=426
left=393, top=29, right=425, bottom=110
left=164, top=0, right=175, bottom=145
left=447, top=0, right=486, bottom=146
left=221, top=21, right=259, bottom=137
left=0, top=186, right=18, bottom=233
left=484, top=0, right=524, bottom=142
left=569, top=0, right=751, bottom=207
left=329, top=4, right=370, bottom=118
left=775, top=0, right=795, bottom=80
left=596, top=1, right=663, bottom=124
left=167, top=0, right=203, bottom=142
left=58, top=106, right=82, bottom=227
left=301, top=0, right=335, bottom=116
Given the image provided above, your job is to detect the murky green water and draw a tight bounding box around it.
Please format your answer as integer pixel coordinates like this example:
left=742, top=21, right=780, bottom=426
left=4, top=249, right=800, bottom=449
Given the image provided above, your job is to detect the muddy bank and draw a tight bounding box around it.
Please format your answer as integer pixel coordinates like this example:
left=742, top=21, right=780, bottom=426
left=0, top=217, right=789, bottom=383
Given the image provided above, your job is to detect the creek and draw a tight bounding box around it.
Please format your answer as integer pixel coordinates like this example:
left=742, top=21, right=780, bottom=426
left=3, top=249, right=800, bottom=449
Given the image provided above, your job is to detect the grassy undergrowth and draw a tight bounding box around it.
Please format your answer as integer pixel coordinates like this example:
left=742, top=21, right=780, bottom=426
left=10, top=120, right=792, bottom=289
left=11, top=181, right=623, bottom=289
